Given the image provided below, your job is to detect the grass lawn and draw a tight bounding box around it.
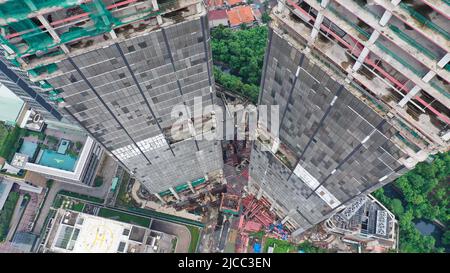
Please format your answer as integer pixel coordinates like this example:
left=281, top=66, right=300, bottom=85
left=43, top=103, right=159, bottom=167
left=0, top=124, right=26, bottom=161
left=263, top=237, right=297, bottom=253
left=115, top=171, right=133, bottom=207
left=58, top=190, right=104, bottom=204
left=0, top=192, right=20, bottom=242
left=97, top=208, right=151, bottom=228
left=71, top=203, right=85, bottom=212
left=186, top=225, right=201, bottom=253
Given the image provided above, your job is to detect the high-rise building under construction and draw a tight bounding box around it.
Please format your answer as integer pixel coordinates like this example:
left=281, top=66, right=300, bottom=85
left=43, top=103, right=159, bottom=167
left=249, top=0, right=449, bottom=236
left=0, top=0, right=223, bottom=196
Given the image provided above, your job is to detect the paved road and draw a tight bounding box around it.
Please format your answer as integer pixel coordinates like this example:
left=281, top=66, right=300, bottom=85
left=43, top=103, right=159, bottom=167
left=32, top=177, right=112, bottom=235
left=151, top=219, right=191, bottom=253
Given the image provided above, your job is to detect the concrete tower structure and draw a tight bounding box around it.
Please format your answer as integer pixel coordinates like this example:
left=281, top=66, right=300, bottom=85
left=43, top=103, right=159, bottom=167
left=0, top=0, right=223, bottom=195
left=249, top=0, right=449, bottom=236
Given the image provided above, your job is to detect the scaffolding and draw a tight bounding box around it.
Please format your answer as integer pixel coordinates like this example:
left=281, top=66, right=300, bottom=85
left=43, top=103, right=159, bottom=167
left=0, top=0, right=181, bottom=104
left=0, top=0, right=164, bottom=59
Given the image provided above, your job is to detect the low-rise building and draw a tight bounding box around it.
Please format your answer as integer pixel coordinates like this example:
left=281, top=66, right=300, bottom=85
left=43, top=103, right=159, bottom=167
left=324, top=195, right=398, bottom=252
left=208, top=10, right=229, bottom=28
left=227, top=5, right=255, bottom=28
left=41, top=209, right=175, bottom=253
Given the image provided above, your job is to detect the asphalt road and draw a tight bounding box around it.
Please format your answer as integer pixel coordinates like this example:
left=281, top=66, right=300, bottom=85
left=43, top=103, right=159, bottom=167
left=150, top=219, right=191, bottom=253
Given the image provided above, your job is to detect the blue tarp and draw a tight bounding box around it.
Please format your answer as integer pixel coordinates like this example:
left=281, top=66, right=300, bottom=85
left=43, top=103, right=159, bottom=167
left=253, top=243, right=261, bottom=253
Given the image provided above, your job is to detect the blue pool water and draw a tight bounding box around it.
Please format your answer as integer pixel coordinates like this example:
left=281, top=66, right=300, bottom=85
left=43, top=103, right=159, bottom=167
left=37, top=149, right=77, bottom=171
left=19, top=141, right=38, bottom=158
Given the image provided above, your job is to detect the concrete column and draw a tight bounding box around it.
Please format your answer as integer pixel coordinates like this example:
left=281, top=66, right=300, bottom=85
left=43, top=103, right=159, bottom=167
left=169, top=187, right=180, bottom=200
left=368, top=30, right=380, bottom=45
left=277, top=0, right=286, bottom=12
left=151, top=0, right=158, bottom=9
left=320, top=0, right=330, bottom=8
left=422, top=70, right=436, bottom=83
left=292, top=227, right=305, bottom=237
left=352, top=47, right=370, bottom=71
left=109, top=30, right=118, bottom=39
left=34, top=14, right=70, bottom=54
left=437, top=53, right=450, bottom=68
left=187, top=181, right=196, bottom=194
left=281, top=215, right=290, bottom=224
left=156, top=15, right=163, bottom=25
left=271, top=138, right=280, bottom=154
left=154, top=193, right=165, bottom=203
left=270, top=202, right=275, bottom=211
left=196, top=2, right=203, bottom=13
left=152, top=0, right=163, bottom=24
left=391, top=0, right=402, bottom=6
left=311, top=13, right=325, bottom=40
left=379, top=11, right=392, bottom=27
left=1, top=44, right=15, bottom=55
left=398, top=85, right=421, bottom=107
left=256, top=187, right=263, bottom=200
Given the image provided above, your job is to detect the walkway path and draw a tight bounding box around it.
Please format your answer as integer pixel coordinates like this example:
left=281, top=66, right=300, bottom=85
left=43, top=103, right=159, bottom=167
left=32, top=177, right=112, bottom=235
left=151, top=219, right=191, bottom=253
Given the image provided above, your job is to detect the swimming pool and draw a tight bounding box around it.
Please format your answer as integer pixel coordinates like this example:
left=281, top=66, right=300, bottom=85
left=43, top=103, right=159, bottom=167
left=57, top=139, right=70, bottom=154
left=19, top=141, right=38, bottom=158
left=37, top=149, right=77, bottom=171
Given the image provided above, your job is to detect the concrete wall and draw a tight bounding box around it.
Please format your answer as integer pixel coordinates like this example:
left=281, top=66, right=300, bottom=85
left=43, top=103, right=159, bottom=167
left=249, top=29, right=409, bottom=234
left=44, top=15, right=223, bottom=193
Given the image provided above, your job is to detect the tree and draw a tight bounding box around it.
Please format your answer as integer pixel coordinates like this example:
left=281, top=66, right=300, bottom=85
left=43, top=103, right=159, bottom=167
left=391, top=198, right=404, bottom=216
left=211, top=26, right=268, bottom=87
left=374, top=151, right=450, bottom=253
left=262, top=12, right=271, bottom=24
left=443, top=231, right=450, bottom=246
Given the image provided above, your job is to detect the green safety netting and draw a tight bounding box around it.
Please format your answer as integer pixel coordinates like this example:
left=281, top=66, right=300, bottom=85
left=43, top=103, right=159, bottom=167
left=159, top=189, right=172, bottom=197
left=389, top=25, right=438, bottom=60
left=430, top=81, right=450, bottom=99
left=174, top=183, right=190, bottom=192
left=9, top=19, right=55, bottom=54
left=159, top=177, right=207, bottom=196
left=39, top=81, right=53, bottom=89
left=1, top=0, right=162, bottom=59
left=375, top=41, right=425, bottom=77
left=0, top=0, right=166, bottom=100
left=191, top=178, right=206, bottom=187
left=399, top=3, right=450, bottom=40
left=327, top=5, right=371, bottom=39
left=0, top=0, right=81, bottom=22
left=28, top=63, right=58, bottom=76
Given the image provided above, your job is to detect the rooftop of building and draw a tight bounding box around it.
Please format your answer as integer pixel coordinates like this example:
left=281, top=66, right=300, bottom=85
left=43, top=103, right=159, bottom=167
left=326, top=195, right=397, bottom=243
left=208, top=9, right=228, bottom=20
left=227, top=5, right=255, bottom=27
left=45, top=209, right=171, bottom=253
left=208, top=0, right=225, bottom=8
left=0, top=85, right=25, bottom=125
left=227, top=0, right=244, bottom=6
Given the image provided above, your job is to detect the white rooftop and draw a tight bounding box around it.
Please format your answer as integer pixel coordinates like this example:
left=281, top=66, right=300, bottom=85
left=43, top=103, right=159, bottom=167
left=51, top=211, right=144, bottom=253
